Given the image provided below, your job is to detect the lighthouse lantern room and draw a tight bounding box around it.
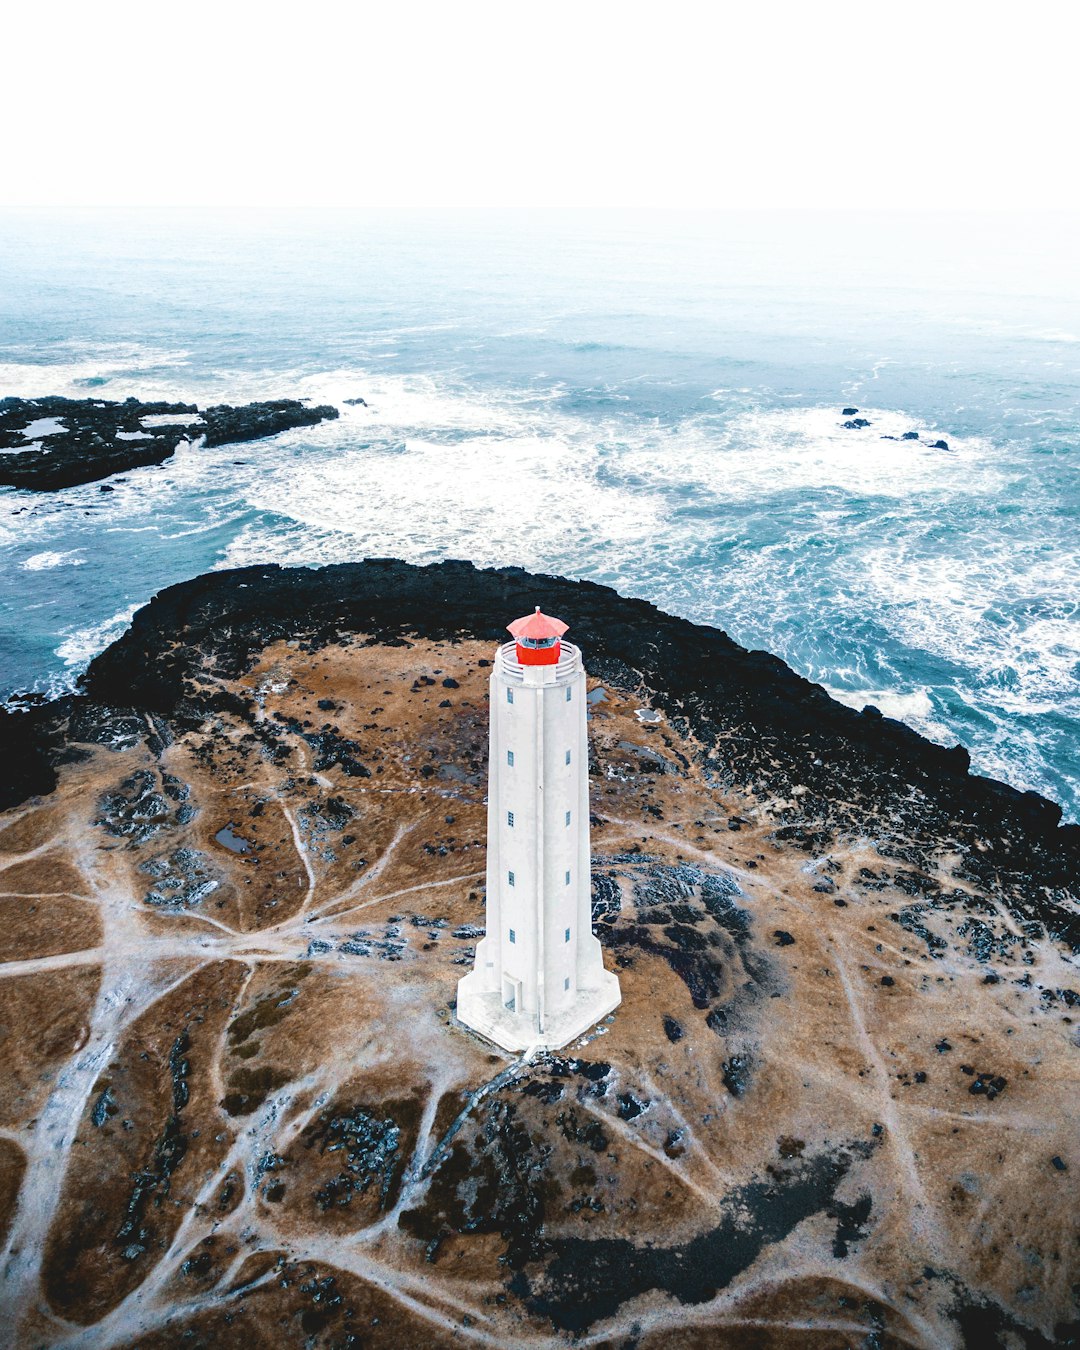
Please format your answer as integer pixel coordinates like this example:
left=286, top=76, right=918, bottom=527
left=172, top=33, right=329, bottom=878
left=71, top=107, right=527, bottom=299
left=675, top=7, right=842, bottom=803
left=456, top=607, right=622, bottom=1052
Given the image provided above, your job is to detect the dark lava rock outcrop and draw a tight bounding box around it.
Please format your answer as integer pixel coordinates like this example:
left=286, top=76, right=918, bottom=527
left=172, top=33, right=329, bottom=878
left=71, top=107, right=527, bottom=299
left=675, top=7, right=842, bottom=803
left=0, top=395, right=338, bottom=490
left=7, top=559, right=1074, bottom=908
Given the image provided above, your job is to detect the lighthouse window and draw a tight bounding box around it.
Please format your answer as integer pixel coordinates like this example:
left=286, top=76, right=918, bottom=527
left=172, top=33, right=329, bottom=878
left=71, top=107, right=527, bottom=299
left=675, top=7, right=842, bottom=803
left=566, top=686, right=572, bottom=702
left=565, top=870, right=571, bottom=886
left=564, top=927, right=571, bottom=943
left=565, top=810, right=571, bottom=826
left=565, top=749, right=571, bottom=765
left=508, top=870, right=515, bottom=887
left=507, top=749, right=515, bottom=766
left=507, top=811, right=515, bottom=827
left=564, top=976, right=570, bottom=991
left=507, top=688, right=514, bottom=704
left=509, top=928, right=516, bottom=944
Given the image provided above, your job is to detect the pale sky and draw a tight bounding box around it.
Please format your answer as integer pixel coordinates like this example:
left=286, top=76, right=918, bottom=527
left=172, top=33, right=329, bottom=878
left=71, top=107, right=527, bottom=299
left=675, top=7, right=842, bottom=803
left=2, top=0, right=1077, bottom=210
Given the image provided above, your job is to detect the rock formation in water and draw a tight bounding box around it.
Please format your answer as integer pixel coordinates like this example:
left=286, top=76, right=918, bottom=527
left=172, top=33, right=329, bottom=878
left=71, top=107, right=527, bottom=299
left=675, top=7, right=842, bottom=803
left=0, top=560, right=1076, bottom=1348
left=0, top=396, right=339, bottom=491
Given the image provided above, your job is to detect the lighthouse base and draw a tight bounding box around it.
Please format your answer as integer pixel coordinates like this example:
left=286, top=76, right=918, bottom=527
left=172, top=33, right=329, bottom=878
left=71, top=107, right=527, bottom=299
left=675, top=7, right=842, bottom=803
left=456, top=968, right=622, bottom=1054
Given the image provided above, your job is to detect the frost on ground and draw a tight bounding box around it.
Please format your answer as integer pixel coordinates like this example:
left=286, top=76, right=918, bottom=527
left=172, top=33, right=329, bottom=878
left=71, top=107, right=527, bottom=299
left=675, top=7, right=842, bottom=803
left=0, top=621, right=1077, bottom=1349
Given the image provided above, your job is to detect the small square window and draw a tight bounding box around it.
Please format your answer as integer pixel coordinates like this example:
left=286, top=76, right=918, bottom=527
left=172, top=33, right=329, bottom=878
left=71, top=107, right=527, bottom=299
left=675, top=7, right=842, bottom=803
left=507, top=688, right=514, bottom=704
left=565, top=870, right=570, bottom=886
left=508, top=870, right=515, bottom=887
left=564, top=927, right=571, bottom=943
left=565, top=749, right=571, bottom=765
left=566, top=686, right=572, bottom=702
left=507, top=749, right=515, bottom=766
left=509, top=928, right=516, bottom=944
left=564, top=976, right=570, bottom=991
left=565, top=810, right=571, bottom=826
left=508, top=811, right=515, bottom=827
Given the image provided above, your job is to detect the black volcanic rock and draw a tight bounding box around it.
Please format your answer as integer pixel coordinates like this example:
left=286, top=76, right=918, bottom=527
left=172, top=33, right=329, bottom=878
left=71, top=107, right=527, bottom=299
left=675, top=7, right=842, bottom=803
left=842, top=407, right=859, bottom=416
left=1, top=560, right=1077, bottom=945
left=843, top=418, right=871, bottom=429
left=902, top=431, right=920, bottom=441
left=0, top=395, right=338, bottom=491
left=929, top=439, right=950, bottom=451
left=199, top=400, right=338, bottom=448
left=0, top=396, right=197, bottom=490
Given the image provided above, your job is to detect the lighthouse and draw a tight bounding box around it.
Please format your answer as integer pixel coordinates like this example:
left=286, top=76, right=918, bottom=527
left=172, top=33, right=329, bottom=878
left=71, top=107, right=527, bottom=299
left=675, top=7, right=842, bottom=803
left=456, top=607, right=621, bottom=1052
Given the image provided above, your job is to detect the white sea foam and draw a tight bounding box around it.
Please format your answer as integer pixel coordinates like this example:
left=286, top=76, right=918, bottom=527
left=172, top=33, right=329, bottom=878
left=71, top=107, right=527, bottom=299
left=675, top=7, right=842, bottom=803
left=0, top=342, right=194, bottom=399
left=826, top=686, right=936, bottom=722
left=616, top=404, right=1008, bottom=503
left=55, top=605, right=139, bottom=669
left=221, top=424, right=664, bottom=576
left=14, top=367, right=946, bottom=540
left=857, top=546, right=1080, bottom=714
left=343, top=373, right=569, bottom=435
left=824, top=685, right=959, bottom=750
left=21, top=550, right=86, bottom=571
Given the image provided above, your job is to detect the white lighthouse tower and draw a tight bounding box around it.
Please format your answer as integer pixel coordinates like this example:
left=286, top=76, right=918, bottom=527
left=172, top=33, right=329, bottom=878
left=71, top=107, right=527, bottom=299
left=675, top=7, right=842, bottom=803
left=456, top=607, right=621, bottom=1052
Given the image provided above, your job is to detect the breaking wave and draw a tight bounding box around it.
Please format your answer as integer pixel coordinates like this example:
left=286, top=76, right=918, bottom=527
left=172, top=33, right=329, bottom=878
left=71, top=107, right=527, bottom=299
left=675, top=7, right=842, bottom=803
left=54, top=605, right=141, bottom=674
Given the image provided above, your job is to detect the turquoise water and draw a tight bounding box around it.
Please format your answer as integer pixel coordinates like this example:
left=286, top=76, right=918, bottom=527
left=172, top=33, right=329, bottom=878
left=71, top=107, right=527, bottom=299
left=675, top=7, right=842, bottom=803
left=1, top=208, right=1078, bottom=817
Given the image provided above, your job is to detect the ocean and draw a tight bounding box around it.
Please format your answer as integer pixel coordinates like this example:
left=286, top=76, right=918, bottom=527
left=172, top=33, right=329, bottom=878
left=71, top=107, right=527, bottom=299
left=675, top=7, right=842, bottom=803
left=1, top=208, right=1077, bottom=818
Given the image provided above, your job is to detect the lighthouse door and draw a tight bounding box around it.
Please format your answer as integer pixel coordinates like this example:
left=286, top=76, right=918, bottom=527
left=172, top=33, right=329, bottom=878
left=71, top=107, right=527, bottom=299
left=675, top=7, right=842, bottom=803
left=502, top=975, right=522, bottom=1014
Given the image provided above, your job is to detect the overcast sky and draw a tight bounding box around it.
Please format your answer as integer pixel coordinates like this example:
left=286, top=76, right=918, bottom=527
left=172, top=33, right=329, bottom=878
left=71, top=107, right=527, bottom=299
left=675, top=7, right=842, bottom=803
left=2, top=0, right=1076, bottom=211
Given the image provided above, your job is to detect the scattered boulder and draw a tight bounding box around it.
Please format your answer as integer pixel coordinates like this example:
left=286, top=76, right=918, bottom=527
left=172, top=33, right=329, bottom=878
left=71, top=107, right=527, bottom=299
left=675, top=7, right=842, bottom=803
left=721, top=1054, right=753, bottom=1098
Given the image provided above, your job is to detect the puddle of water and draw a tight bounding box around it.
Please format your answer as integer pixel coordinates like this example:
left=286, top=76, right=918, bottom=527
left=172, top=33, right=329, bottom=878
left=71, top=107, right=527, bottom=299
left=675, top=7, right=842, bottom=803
left=635, top=708, right=662, bottom=724
left=215, top=823, right=251, bottom=853
left=16, top=416, right=67, bottom=439
left=587, top=687, right=608, bottom=704
left=142, top=413, right=205, bottom=427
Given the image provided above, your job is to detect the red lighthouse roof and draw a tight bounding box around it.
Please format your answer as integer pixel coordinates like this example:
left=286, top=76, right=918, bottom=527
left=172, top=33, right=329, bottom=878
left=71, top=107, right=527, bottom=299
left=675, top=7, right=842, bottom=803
left=507, top=607, right=569, bottom=641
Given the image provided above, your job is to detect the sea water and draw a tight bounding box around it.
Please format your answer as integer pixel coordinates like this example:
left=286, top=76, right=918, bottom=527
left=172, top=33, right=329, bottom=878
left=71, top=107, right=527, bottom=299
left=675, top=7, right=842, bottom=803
left=0, top=209, right=1077, bottom=818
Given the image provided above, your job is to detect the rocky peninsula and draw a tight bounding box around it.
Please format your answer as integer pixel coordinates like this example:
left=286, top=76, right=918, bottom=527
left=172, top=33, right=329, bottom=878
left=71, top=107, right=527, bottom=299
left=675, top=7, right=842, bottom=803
left=0, top=396, right=340, bottom=491
left=0, top=560, right=1076, bottom=1348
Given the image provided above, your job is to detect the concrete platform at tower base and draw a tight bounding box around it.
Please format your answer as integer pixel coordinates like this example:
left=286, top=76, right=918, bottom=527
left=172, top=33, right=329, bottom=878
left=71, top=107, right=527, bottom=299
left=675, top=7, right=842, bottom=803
left=456, top=971, right=622, bottom=1054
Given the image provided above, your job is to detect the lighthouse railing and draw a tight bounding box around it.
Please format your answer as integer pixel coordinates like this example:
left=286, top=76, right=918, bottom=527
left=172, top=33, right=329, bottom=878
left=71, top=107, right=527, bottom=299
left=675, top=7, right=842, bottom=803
left=554, top=642, right=582, bottom=681
left=495, top=640, right=581, bottom=684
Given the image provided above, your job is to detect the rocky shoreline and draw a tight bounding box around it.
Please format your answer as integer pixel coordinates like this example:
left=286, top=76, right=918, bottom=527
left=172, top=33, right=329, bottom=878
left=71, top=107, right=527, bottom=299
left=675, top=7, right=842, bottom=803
left=4, top=559, right=1076, bottom=921
left=0, top=395, right=339, bottom=491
